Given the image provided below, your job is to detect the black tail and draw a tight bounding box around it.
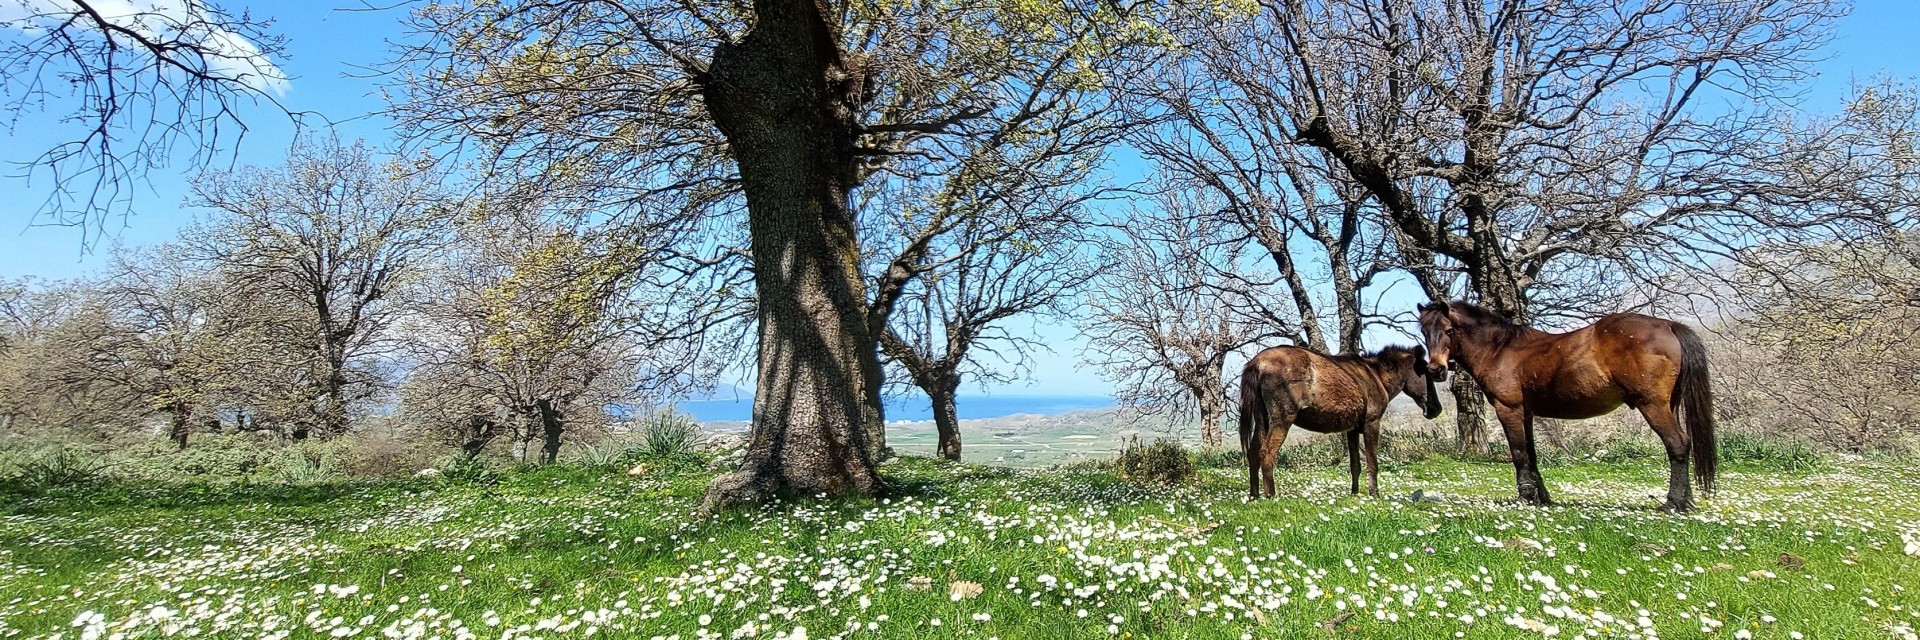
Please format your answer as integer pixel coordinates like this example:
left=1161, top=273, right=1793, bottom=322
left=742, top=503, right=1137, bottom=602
left=1238, top=372, right=1266, bottom=457
left=1672, top=324, right=1717, bottom=494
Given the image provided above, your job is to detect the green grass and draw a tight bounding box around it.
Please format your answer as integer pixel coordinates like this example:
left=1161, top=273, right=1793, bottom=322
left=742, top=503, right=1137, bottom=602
left=3, top=453, right=1918, bottom=639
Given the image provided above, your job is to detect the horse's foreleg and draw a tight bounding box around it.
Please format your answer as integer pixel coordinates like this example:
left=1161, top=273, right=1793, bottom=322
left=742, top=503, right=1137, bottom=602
left=1495, top=402, right=1552, bottom=505
left=1640, top=404, right=1693, bottom=512
left=1363, top=421, right=1381, bottom=498
left=1346, top=430, right=1361, bottom=495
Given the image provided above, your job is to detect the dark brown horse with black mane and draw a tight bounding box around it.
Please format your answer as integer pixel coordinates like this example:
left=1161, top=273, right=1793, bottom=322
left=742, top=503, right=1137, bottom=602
left=1416, top=301, right=1716, bottom=512
left=1239, top=345, right=1444, bottom=500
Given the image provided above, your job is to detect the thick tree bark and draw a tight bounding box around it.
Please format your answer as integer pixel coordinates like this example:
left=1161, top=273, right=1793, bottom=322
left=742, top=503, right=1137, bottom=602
left=537, top=398, right=564, bottom=464
left=1450, top=373, right=1489, bottom=453
left=460, top=416, right=497, bottom=458
left=318, top=349, right=351, bottom=437
left=1326, top=245, right=1364, bottom=354
left=698, top=0, right=885, bottom=513
left=168, top=402, right=192, bottom=450
left=927, top=379, right=962, bottom=461
left=862, top=350, right=891, bottom=460
left=1185, top=377, right=1226, bottom=448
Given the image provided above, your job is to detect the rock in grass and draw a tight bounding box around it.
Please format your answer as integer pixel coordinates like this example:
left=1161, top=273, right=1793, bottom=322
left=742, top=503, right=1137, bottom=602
left=947, top=580, right=982, bottom=601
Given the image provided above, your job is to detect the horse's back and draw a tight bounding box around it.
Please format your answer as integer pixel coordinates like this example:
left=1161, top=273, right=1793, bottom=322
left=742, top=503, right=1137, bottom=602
left=1246, top=346, right=1376, bottom=432
left=1521, top=313, right=1685, bottom=415
left=1590, top=313, right=1687, bottom=367
left=1244, top=345, right=1316, bottom=386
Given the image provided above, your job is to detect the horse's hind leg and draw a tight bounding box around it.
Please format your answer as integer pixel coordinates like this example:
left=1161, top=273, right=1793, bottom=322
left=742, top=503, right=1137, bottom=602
left=1640, top=404, right=1693, bottom=512
left=1246, top=439, right=1263, bottom=500
left=1261, top=423, right=1288, bottom=498
left=1346, top=430, right=1362, bottom=495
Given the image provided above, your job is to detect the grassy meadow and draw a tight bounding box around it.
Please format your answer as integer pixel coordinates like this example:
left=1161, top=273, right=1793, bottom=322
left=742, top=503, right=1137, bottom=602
left=2, top=442, right=1919, bottom=640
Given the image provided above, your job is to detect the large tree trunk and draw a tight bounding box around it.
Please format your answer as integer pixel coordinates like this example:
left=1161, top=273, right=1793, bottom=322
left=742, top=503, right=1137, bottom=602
left=928, top=379, right=962, bottom=461
left=1458, top=248, right=1528, bottom=455
left=1330, top=264, right=1363, bottom=354
left=168, top=401, right=192, bottom=450
left=862, top=351, right=891, bottom=460
left=1450, top=373, right=1489, bottom=453
left=698, top=0, right=884, bottom=513
left=537, top=399, right=564, bottom=464
left=460, top=416, right=497, bottom=458
left=1191, top=380, right=1226, bottom=448
left=318, top=351, right=351, bottom=437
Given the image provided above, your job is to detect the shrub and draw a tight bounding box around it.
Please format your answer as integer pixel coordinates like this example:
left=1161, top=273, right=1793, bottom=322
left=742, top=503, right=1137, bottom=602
left=1114, top=437, right=1194, bottom=485
left=333, top=433, right=428, bottom=478
left=613, top=410, right=709, bottom=472
left=6, top=447, right=107, bottom=490
left=268, top=449, right=342, bottom=485
left=637, top=411, right=702, bottom=459
left=1272, top=437, right=1345, bottom=469
left=1188, top=447, right=1245, bottom=470
left=439, top=454, right=497, bottom=486
left=1720, top=433, right=1826, bottom=472
left=165, top=434, right=272, bottom=477
left=574, top=440, right=632, bottom=469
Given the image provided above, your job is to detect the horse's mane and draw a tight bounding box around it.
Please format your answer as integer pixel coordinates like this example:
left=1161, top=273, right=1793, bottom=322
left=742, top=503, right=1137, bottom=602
left=1327, top=344, right=1421, bottom=363
left=1444, top=300, right=1521, bottom=329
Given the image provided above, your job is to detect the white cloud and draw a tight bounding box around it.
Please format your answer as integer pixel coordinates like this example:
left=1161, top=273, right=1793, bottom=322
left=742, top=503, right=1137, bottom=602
left=1, top=0, right=289, bottom=95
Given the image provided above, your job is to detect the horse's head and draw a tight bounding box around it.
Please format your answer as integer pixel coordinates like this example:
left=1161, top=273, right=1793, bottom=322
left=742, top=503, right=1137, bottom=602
left=1379, top=345, right=1444, bottom=420
left=1415, top=302, right=1455, bottom=376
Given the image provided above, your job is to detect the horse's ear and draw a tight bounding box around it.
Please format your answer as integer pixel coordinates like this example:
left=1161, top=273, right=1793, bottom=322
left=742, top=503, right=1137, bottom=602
left=1413, top=345, right=1427, bottom=359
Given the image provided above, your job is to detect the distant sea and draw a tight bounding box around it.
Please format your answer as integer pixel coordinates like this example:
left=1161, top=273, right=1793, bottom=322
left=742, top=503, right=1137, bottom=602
left=675, top=394, right=1114, bottom=423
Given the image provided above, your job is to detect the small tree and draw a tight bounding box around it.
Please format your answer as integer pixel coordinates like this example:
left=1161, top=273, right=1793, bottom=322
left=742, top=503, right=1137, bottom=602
left=400, top=208, right=727, bottom=462
left=0, top=278, right=145, bottom=435
left=186, top=138, right=451, bottom=438
left=65, top=245, right=251, bottom=448
left=1082, top=202, right=1286, bottom=447
left=880, top=216, right=1100, bottom=460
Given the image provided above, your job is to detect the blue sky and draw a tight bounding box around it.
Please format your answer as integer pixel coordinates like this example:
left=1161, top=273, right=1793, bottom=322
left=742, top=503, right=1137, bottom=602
left=2, top=0, right=1916, bottom=398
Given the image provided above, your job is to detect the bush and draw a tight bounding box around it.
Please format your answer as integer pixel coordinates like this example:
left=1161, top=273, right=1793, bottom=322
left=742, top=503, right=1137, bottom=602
left=438, top=454, right=497, bottom=486
left=1272, top=436, right=1345, bottom=469
left=6, top=446, right=107, bottom=490
left=575, top=440, right=632, bottom=469
left=268, top=449, right=342, bottom=485
left=610, top=410, right=709, bottom=472
left=1189, top=447, right=1245, bottom=470
left=1114, top=437, right=1193, bottom=485
left=637, top=411, right=702, bottom=459
left=164, top=434, right=272, bottom=477
left=1720, top=433, right=1826, bottom=472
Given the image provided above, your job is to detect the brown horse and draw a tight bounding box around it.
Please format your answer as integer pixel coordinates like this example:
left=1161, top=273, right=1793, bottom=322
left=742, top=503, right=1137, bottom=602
left=1238, top=345, right=1444, bottom=500
left=1416, top=301, right=1716, bottom=512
